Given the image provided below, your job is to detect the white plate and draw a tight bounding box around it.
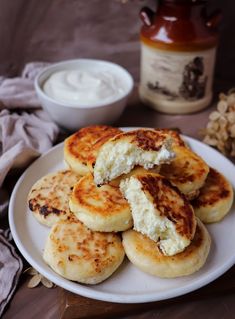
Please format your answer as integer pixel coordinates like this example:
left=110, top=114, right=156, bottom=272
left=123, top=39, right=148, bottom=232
left=9, top=130, right=235, bottom=303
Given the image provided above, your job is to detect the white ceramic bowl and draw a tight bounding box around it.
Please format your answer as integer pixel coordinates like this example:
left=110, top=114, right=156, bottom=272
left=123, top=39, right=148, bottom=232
left=35, top=59, right=134, bottom=131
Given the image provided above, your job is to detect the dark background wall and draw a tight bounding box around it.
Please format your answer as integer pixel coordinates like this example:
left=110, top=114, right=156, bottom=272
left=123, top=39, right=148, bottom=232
left=0, top=0, right=234, bottom=91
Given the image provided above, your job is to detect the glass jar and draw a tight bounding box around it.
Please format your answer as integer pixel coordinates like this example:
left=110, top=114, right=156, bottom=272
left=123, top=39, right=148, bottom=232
left=139, top=0, right=221, bottom=114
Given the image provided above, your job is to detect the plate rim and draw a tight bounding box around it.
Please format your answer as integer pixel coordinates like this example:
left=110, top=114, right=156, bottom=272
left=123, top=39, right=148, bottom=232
left=9, top=129, right=235, bottom=303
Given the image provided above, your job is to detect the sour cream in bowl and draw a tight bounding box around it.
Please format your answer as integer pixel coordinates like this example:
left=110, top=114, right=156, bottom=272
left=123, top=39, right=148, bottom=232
left=43, top=69, right=126, bottom=106
left=35, top=59, right=134, bottom=131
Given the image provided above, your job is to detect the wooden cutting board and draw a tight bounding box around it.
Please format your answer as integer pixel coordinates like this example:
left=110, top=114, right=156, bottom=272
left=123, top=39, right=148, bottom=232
left=59, top=265, right=235, bottom=319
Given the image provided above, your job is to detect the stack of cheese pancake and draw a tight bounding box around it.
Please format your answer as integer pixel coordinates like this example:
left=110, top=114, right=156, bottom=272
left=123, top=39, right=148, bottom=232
left=28, top=125, right=234, bottom=284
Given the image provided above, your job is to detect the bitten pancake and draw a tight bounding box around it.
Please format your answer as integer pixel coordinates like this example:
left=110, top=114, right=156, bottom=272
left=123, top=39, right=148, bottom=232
left=160, top=144, right=209, bottom=200
left=43, top=217, right=125, bottom=284
left=120, top=172, right=196, bottom=256
left=69, top=173, right=132, bottom=232
left=64, top=125, right=121, bottom=175
left=93, top=129, right=175, bottom=185
left=191, top=168, right=234, bottom=223
left=28, top=170, right=82, bottom=227
left=122, top=218, right=211, bottom=278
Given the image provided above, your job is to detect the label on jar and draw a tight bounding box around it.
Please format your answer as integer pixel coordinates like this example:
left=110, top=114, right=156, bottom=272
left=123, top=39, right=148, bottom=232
left=139, top=43, right=216, bottom=113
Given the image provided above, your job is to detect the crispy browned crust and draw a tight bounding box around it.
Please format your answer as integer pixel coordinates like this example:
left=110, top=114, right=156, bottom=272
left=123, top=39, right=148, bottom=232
left=28, top=170, right=81, bottom=220
left=48, top=217, right=124, bottom=277
left=71, top=173, right=129, bottom=217
left=109, top=129, right=172, bottom=151
left=154, top=128, right=185, bottom=147
left=29, top=199, right=66, bottom=218
left=160, top=145, right=209, bottom=193
left=136, top=173, right=196, bottom=241
left=64, top=125, right=121, bottom=166
left=192, top=168, right=233, bottom=208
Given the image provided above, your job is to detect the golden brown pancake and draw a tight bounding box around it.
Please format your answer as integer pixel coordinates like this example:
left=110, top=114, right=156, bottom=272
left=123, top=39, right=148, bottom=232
left=191, top=167, right=234, bottom=223
left=64, top=125, right=121, bottom=175
left=120, top=172, right=196, bottom=256
left=28, top=170, right=82, bottom=227
left=69, top=173, right=132, bottom=232
left=93, top=129, right=175, bottom=185
left=122, top=218, right=211, bottom=278
left=43, top=216, right=125, bottom=284
left=160, top=144, right=209, bottom=199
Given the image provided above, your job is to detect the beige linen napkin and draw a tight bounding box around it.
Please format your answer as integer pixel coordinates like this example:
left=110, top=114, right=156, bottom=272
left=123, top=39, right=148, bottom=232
left=0, top=62, right=59, bottom=189
left=0, top=62, right=50, bottom=109
left=0, top=108, right=59, bottom=187
left=0, top=62, right=59, bottom=316
left=0, top=229, right=23, bottom=317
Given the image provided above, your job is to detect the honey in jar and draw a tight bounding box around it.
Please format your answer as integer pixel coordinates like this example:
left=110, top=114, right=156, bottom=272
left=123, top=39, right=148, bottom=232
left=139, top=0, right=221, bottom=114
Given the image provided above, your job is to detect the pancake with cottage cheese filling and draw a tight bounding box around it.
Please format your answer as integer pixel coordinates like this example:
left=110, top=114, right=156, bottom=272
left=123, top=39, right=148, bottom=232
left=28, top=170, right=82, bottom=227
left=64, top=125, right=121, bottom=175
left=160, top=144, right=209, bottom=200
left=43, top=217, right=125, bottom=284
left=93, top=129, right=175, bottom=185
left=122, top=218, right=211, bottom=278
left=69, top=173, right=132, bottom=232
left=191, top=167, right=234, bottom=223
left=120, top=172, right=196, bottom=256
left=89, top=128, right=182, bottom=173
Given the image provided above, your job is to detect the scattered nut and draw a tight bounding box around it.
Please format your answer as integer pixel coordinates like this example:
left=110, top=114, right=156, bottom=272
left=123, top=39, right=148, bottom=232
left=41, top=276, right=54, bottom=288
left=24, top=266, right=55, bottom=289
left=28, top=274, right=41, bottom=288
